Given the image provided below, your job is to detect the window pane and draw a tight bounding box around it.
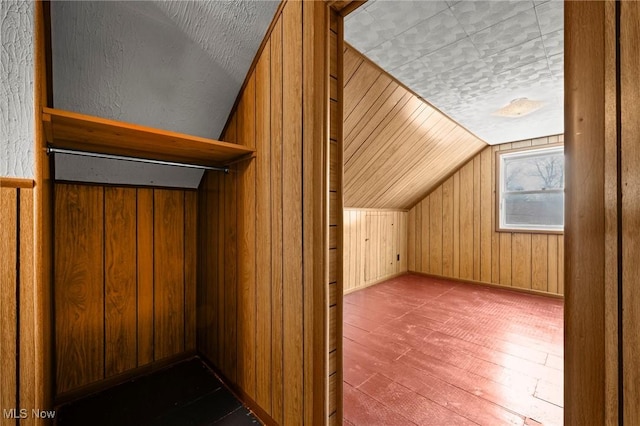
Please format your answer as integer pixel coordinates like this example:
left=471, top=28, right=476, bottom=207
left=504, top=152, right=564, bottom=191
left=504, top=192, right=564, bottom=227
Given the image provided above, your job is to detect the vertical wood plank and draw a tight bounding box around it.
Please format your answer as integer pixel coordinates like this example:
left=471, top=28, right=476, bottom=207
left=531, top=235, right=548, bottom=292
left=442, top=179, right=454, bottom=276
left=0, top=187, right=17, bottom=413
left=408, top=207, right=415, bottom=271
left=255, top=37, right=272, bottom=411
left=459, top=163, right=474, bottom=279
left=137, top=189, right=154, bottom=366
left=547, top=235, right=559, bottom=294
left=491, top=146, right=500, bottom=283
left=237, top=71, right=257, bottom=397
left=184, top=191, right=197, bottom=352
left=421, top=198, right=430, bottom=274
left=453, top=172, right=460, bottom=277
left=499, top=232, right=512, bottom=286
left=473, top=155, right=481, bottom=280
left=104, top=187, right=137, bottom=377
left=557, top=235, right=564, bottom=295
left=430, top=187, right=443, bottom=275
left=480, top=147, right=492, bottom=282
left=265, top=17, right=283, bottom=420
left=511, top=234, right=532, bottom=289
left=154, top=189, right=185, bottom=360
left=19, top=188, right=36, bottom=418
left=282, top=2, right=304, bottom=421
left=415, top=202, right=422, bottom=272
left=55, top=184, right=104, bottom=394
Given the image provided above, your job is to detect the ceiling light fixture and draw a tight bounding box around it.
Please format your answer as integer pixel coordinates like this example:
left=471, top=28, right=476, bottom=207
left=493, top=98, right=544, bottom=118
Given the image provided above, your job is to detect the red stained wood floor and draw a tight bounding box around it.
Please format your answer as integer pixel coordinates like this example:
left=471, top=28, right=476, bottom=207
left=343, top=274, right=563, bottom=426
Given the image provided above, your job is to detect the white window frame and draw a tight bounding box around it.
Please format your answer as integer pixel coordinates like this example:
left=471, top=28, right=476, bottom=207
left=496, top=144, right=564, bottom=233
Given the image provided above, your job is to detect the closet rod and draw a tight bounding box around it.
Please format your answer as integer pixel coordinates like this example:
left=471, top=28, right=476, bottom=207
left=46, top=147, right=230, bottom=173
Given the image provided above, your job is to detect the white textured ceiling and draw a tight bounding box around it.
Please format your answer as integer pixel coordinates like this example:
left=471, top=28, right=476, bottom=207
left=345, top=0, right=563, bottom=145
left=51, top=0, right=279, bottom=139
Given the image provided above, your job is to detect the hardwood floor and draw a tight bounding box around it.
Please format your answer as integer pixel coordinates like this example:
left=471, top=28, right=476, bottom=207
left=343, top=274, right=563, bottom=426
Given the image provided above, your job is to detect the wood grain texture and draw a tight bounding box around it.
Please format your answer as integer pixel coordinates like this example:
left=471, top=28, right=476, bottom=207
left=621, top=1, right=640, bottom=421
left=564, top=2, right=608, bottom=424
left=55, top=184, right=105, bottom=394
left=236, top=71, right=257, bottom=396
left=255, top=38, right=272, bottom=411
left=104, top=187, right=137, bottom=377
left=408, top=137, right=564, bottom=296
left=269, top=16, right=284, bottom=423
left=153, top=190, right=185, bottom=361
left=344, top=209, right=408, bottom=293
left=184, top=191, right=197, bottom=352
left=55, top=185, right=197, bottom=396
left=18, top=188, right=36, bottom=425
left=197, top=1, right=333, bottom=423
left=137, top=189, right=154, bottom=366
left=43, top=107, right=254, bottom=166
left=282, top=3, right=304, bottom=422
left=343, top=45, right=486, bottom=209
left=0, top=187, right=18, bottom=417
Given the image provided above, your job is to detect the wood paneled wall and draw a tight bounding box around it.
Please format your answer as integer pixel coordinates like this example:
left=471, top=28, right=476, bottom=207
left=343, top=45, right=486, bottom=210
left=197, top=1, right=331, bottom=424
left=0, top=180, right=36, bottom=426
left=408, top=135, right=564, bottom=296
left=343, top=209, right=407, bottom=294
left=54, top=184, right=197, bottom=397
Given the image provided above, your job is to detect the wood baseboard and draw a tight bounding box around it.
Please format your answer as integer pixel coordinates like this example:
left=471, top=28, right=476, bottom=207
left=409, top=270, right=564, bottom=299
left=343, top=271, right=407, bottom=295
left=53, top=350, right=197, bottom=406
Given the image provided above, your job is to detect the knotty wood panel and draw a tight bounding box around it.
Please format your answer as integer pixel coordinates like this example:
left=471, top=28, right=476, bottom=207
left=198, top=2, right=332, bottom=423
left=54, top=184, right=196, bottom=396
left=343, top=209, right=408, bottom=294
left=408, top=136, right=564, bottom=296
left=343, top=45, right=486, bottom=209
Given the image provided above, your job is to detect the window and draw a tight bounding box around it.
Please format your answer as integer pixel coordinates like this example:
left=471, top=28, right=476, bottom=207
left=497, top=145, right=564, bottom=232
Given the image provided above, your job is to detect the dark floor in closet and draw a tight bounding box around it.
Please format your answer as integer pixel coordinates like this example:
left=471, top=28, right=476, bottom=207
left=56, top=358, right=260, bottom=426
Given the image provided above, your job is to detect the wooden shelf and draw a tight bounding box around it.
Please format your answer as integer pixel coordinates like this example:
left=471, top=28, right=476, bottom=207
left=42, top=108, right=254, bottom=166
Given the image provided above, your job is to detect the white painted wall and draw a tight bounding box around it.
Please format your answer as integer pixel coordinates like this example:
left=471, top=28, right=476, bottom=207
left=51, top=0, right=279, bottom=139
left=1, top=0, right=35, bottom=178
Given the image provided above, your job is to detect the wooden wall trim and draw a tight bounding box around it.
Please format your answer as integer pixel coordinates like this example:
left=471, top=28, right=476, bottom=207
left=34, top=0, right=55, bottom=419
left=564, top=2, right=618, bottom=425
left=0, top=177, right=35, bottom=188
left=343, top=271, right=405, bottom=296
left=620, top=1, right=640, bottom=422
left=411, top=271, right=564, bottom=300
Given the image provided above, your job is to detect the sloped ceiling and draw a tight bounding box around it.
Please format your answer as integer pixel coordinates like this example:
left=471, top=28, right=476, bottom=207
left=345, top=0, right=563, bottom=145
left=344, top=45, right=486, bottom=209
left=50, top=0, right=279, bottom=140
